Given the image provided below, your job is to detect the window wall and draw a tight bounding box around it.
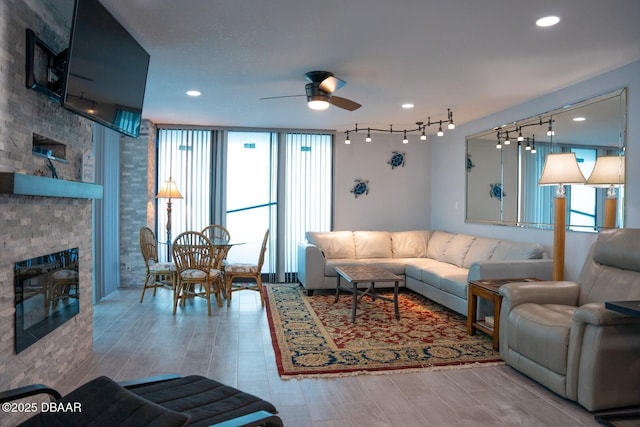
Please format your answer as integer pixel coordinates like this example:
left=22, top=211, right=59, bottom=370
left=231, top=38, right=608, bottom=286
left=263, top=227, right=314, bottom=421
left=157, top=128, right=332, bottom=282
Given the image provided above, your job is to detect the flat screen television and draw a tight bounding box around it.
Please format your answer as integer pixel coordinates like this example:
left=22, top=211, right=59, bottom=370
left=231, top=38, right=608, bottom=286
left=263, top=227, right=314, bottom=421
left=61, top=0, right=150, bottom=138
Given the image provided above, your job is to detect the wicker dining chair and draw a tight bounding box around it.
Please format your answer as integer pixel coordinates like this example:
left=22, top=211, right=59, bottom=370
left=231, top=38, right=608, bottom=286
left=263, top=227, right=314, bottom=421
left=201, top=224, right=231, bottom=246
left=139, top=226, right=175, bottom=303
left=172, top=231, right=224, bottom=316
left=224, top=229, right=269, bottom=307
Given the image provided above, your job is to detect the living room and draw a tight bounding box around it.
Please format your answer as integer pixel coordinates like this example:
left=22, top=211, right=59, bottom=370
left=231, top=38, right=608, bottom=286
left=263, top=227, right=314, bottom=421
left=2, top=0, right=640, bottom=426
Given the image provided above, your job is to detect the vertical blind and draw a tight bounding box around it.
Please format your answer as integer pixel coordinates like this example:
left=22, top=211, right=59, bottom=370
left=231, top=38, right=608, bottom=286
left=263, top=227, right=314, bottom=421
left=157, top=129, right=212, bottom=260
left=157, top=128, right=332, bottom=280
left=284, top=133, right=332, bottom=281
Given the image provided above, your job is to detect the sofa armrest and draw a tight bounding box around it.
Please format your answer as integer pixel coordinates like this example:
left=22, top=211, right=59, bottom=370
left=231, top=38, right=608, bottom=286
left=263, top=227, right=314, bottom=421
left=499, top=281, right=581, bottom=308
left=574, top=303, right=640, bottom=326
left=468, top=259, right=553, bottom=282
left=297, top=241, right=326, bottom=290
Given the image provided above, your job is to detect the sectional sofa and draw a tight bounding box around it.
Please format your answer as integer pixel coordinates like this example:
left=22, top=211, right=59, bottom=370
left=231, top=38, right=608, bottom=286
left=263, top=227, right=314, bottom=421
left=297, top=230, right=553, bottom=316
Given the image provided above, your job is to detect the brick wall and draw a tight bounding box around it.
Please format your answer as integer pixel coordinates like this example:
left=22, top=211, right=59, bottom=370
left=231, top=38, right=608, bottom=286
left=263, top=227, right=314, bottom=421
left=119, top=120, right=158, bottom=287
left=0, top=1, right=94, bottom=423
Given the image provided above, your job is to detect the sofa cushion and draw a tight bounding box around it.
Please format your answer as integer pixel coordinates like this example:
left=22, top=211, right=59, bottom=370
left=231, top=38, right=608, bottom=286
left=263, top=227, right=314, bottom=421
left=420, top=263, right=462, bottom=290
left=354, top=231, right=392, bottom=259
left=440, top=271, right=471, bottom=299
left=360, top=258, right=415, bottom=276
left=390, top=230, right=431, bottom=258
left=306, top=231, right=355, bottom=259
left=442, top=234, right=476, bottom=267
left=462, top=237, right=500, bottom=268
left=491, top=241, right=544, bottom=261
left=325, top=259, right=367, bottom=276
left=426, top=231, right=455, bottom=262
left=405, top=259, right=444, bottom=280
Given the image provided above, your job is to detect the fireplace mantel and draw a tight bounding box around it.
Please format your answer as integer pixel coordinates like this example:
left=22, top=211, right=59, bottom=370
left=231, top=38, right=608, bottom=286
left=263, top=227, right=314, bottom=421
left=0, top=172, right=103, bottom=199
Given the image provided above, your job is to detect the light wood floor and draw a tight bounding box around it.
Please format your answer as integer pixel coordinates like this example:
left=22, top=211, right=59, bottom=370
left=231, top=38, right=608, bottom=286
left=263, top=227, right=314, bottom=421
left=59, top=285, right=606, bottom=426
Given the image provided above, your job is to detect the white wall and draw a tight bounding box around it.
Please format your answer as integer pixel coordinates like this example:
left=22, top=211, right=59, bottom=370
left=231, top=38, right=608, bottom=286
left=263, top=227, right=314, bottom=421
left=430, top=60, right=640, bottom=280
left=334, top=132, right=431, bottom=231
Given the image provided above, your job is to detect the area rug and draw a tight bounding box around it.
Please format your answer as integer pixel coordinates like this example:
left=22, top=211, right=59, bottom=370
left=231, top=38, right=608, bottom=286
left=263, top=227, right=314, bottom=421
left=264, top=284, right=501, bottom=378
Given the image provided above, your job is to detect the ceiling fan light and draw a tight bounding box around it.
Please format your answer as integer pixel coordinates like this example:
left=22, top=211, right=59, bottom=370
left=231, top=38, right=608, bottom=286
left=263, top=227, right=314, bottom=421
left=448, top=123, right=455, bottom=130
left=308, top=99, right=330, bottom=110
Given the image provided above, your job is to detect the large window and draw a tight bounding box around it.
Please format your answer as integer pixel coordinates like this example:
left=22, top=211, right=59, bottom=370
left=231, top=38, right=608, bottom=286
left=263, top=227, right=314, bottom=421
left=157, top=128, right=332, bottom=282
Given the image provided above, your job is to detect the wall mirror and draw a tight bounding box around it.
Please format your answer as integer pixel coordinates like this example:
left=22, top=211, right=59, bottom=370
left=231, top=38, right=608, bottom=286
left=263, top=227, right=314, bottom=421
left=466, top=88, right=626, bottom=231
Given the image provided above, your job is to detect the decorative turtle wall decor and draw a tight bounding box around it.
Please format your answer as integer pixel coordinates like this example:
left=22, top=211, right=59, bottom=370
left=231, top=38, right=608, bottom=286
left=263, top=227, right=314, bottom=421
left=388, top=151, right=406, bottom=169
left=350, top=179, right=369, bottom=198
left=467, top=155, right=475, bottom=172
left=489, top=183, right=506, bottom=200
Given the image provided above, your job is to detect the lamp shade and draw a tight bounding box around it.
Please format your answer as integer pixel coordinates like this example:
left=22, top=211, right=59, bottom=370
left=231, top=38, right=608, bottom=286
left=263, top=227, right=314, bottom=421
left=586, top=155, right=625, bottom=187
left=538, top=153, right=586, bottom=186
left=156, top=179, right=183, bottom=199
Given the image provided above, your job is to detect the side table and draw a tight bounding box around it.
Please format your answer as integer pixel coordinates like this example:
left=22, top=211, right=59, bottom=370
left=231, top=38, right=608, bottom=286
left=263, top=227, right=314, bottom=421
left=467, top=278, right=540, bottom=351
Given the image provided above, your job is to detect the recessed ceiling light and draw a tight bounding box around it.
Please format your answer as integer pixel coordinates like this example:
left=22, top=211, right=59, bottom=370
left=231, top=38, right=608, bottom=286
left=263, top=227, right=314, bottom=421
left=402, top=103, right=414, bottom=109
left=536, top=16, right=560, bottom=27
left=573, top=117, right=586, bottom=122
left=186, top=90, right=201, bottom=97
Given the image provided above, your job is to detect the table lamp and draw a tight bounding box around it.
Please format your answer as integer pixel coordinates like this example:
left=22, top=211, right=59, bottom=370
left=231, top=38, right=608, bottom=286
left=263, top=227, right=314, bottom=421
left=538, top=153, right=586, bottom=280
left=156, top=178, right=183, bottom=260
left=586, top=155, right=625, bottom=228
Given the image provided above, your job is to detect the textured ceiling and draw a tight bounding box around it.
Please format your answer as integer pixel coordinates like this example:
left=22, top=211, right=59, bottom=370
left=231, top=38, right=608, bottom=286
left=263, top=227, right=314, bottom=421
left=54, top=0, right=640, bottom=133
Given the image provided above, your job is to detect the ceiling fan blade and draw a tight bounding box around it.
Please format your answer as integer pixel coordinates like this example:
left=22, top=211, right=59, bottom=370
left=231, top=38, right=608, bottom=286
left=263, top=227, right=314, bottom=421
left=319, top=76, right=345, bottom=93
left=259, top=94, right=305, bottom=100
left=329, top=96, right=361, bottom=111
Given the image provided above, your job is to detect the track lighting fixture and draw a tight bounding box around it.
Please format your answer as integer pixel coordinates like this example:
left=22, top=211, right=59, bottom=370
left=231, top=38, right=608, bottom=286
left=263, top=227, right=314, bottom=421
left=495, top=117, right=556, bottom=153
left=343, top=108, right=454, bottom=144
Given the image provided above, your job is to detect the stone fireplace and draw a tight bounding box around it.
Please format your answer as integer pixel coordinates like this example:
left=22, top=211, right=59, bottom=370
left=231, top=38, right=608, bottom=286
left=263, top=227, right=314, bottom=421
left=0, top=0, right=97, bottom=414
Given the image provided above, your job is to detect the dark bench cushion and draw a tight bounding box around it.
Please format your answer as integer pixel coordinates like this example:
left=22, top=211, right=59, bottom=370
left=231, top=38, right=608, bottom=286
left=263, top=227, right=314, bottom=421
left=20, top=376, right=189, bottom=427
left=127, top=375, right=278, bottom=427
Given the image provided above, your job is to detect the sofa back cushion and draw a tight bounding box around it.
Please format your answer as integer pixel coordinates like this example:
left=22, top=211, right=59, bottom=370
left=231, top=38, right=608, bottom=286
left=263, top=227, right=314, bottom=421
left=306, top=231, right=355, bottom=259
left=427, top=231, right=455, bottom=262
left=462, top=237, right=500, bottom=268
left=391, top=230, right=431, bottom=258
left=442, top=234, right=476, bottom=267
left=491, top=241, right=544, bottom=261
left=354, top=231, right=392, bottom=259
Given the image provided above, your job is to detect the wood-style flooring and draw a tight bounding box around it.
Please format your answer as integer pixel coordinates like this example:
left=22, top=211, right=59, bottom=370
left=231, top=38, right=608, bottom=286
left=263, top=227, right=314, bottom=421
left=60, top=285, right=607, bottom=426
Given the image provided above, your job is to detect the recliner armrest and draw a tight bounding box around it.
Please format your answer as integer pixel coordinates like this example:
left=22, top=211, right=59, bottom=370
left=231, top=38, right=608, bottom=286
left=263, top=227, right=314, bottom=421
left=574, top=303, right=640, bottom=326
left=0, top=383, right=61, bottom=403
left=499, top=281, right=580, bottom=308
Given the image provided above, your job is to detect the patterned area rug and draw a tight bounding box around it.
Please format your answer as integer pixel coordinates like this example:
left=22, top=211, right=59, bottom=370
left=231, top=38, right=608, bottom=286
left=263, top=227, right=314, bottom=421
left=265, top=284, right=501, bottom=378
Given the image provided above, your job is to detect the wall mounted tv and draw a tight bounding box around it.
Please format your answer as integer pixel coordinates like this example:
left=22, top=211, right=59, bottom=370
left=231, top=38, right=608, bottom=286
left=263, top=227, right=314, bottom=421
left=26, top=0, right=150, bottom=138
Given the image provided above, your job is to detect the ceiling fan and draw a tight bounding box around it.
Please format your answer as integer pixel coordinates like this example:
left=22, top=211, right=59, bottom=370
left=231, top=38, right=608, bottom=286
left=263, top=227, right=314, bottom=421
left=260, top=71, right=361, bottom=111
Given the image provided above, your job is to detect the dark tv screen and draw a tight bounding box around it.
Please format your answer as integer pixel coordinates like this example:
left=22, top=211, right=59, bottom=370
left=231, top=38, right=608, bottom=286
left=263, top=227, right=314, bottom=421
left=62, top=0, right=150, bottom=138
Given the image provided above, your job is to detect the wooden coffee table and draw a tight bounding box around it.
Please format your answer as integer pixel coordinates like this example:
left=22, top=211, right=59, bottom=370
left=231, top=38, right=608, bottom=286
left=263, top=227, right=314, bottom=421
left=467, top=278, right=540, bottom=351
left=335, top=265, right=401, bottom=322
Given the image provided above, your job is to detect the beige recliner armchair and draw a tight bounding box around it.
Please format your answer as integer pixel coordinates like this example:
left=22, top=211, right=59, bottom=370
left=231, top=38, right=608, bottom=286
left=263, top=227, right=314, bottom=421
left=499, top=228, right=640, bottom=411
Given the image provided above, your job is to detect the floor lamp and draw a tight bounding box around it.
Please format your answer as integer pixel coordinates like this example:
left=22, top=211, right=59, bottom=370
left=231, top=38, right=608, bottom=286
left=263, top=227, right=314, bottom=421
left=538, top=153, right=586, bottom=281
left=156, top=178, right=183, bottom=261
left=586, top=155, right=625, bottom=228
